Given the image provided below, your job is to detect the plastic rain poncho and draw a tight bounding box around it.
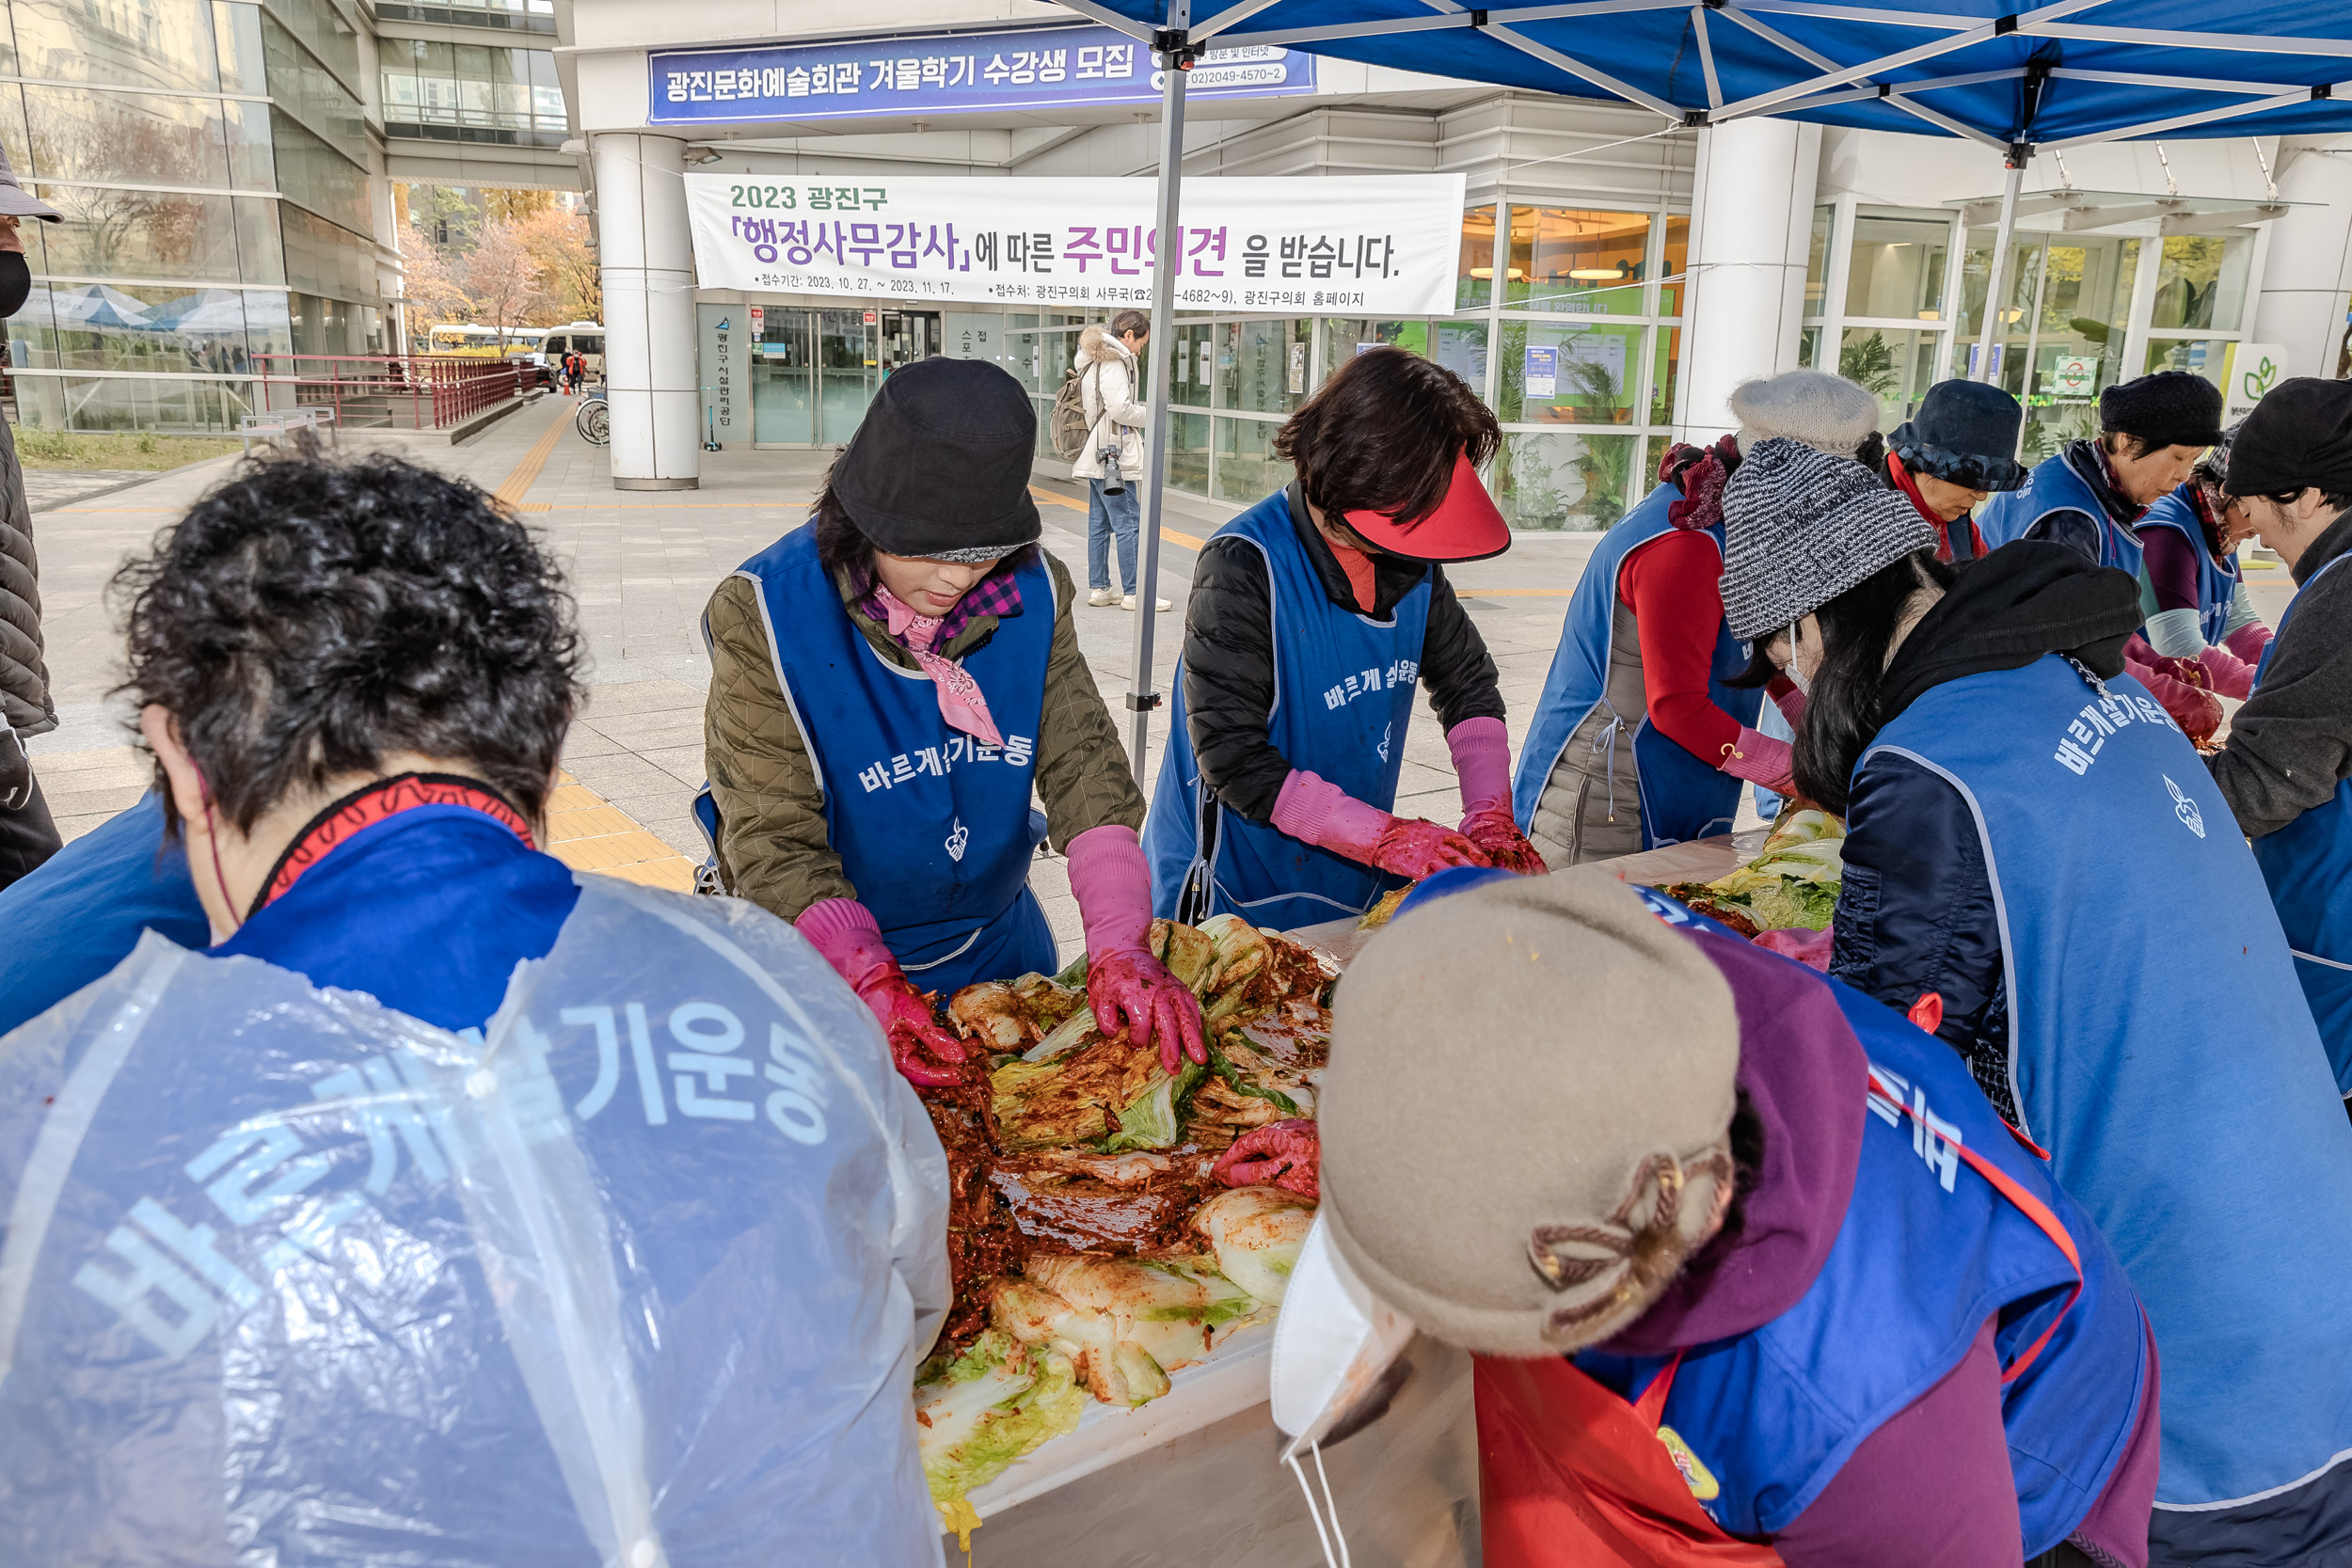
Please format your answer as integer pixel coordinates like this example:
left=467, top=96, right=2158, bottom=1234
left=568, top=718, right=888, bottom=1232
left=0, top=876, right=951, bottom=1568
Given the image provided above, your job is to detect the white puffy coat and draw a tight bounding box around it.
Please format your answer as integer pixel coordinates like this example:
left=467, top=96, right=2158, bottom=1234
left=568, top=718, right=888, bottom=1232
left=1071, top=325, right=1149, bottom=482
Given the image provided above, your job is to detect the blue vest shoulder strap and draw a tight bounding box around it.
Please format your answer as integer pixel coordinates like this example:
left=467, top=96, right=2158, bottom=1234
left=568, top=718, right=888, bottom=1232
left=1142, top=490, right=1434, bottom=928
left=2137, top=485, right=2238, bottom=645
left=1981, top=453, right=2140, bottom=574
left=730, top=527, right=1057, bottom=982
left=1513, top=484, right=1757, bottom=850
left=1513, top=483, right=1681, bottom=830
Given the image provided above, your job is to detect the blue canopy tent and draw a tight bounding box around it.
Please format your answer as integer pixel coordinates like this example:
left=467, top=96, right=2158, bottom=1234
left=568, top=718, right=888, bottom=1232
left=1051, top=0, right=2352, bottom=771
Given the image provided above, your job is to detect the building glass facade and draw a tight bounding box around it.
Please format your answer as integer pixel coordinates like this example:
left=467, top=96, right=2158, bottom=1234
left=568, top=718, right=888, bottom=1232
left=380, top=40, right=564, bottom=148
left=1801, top=196, right=2265, bottom=463
left=0, top=0, right=383, bottom=430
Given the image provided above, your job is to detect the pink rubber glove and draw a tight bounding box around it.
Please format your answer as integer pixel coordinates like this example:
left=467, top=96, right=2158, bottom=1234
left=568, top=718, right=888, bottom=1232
left=1068, top=824, right=1206, bottom=1072
left=2197, top=643, right=2257, bottom=701
left=1445, top=718, right=1549, bottom=874
left=1754, top=925, right=1833, bottom=972
left=1718, top=726, right=1796, bottom=795
left=1212, top=1119, right=1319, bottom=1199
left=1271, top=768, right=1491, bottom=880
left=2125, top=638, right=2221, bottom=747
left=2225, top=622, right=2273, bottom=670
left=1448, top=716, right=1511, bottom=818
left=797, top=897, right=968, bottom=1087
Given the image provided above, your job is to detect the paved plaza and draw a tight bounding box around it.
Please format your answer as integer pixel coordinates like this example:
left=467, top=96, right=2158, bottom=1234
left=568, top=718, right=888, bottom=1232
left=19, top=394, right=2299, bottom=960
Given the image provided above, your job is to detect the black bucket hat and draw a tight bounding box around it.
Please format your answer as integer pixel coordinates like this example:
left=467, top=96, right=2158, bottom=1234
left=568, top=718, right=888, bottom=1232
left=1888, top=380, right=2026, bottom=493
left=831, top=357, right=1042, bottom=562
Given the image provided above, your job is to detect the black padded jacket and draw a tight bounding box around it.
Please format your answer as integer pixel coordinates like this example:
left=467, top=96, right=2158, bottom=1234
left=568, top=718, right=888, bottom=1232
left=0, top=414, right=50, bottom=736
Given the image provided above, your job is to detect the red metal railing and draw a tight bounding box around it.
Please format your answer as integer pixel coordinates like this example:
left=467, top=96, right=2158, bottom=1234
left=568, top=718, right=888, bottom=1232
left=250, top=355, right=523, bottom=431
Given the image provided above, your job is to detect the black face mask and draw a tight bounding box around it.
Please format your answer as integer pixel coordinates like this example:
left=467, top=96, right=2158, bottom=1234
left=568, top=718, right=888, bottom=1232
left=0, top=252, right=30, bottom=320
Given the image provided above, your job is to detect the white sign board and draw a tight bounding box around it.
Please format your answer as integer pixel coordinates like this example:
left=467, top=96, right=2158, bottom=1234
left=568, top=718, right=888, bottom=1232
left=942, top=310, right=1001, bottom=364
left=2046, top=354, right=2098, bottom=400
left=1523, top=343, right=1557, bottom=400
left=685, top=173, right=1470, bottom=316
left=2227, top=342, right=2286, bottom=420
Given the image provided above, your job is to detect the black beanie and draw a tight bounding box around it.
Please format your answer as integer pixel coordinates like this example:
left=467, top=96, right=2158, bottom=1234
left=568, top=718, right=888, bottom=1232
left=2098, top=371, right=2223, bottom=451
left=830, top=357, right=1042, bottom=562
left=2223, top=377, right=2352, bottom=499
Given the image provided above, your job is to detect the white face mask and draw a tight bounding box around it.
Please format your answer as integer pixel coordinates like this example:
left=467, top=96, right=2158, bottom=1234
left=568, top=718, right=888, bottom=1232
left=1783, top=622, right=1813, bottom=696
left=1269, top=1215, right=1419, bottom=1568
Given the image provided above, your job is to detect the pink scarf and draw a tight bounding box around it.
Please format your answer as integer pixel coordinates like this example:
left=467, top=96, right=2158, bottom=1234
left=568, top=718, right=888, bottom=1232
left=871, top=584, right=1004, bottom=748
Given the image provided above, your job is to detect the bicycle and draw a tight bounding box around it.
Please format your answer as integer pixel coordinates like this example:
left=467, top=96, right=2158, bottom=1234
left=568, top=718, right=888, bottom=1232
left=574, top=386, right=609, bottom=446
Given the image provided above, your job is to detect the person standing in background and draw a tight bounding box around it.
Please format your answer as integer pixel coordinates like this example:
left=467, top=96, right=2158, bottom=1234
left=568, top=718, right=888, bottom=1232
left=1072, top=309, right=1168, bottom=612
left=0, top=150, right=63, bottom=889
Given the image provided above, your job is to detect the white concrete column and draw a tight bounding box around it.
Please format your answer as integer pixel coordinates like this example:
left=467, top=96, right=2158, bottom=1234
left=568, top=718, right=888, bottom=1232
left=594, top=132, right=699, bottom=490
left=1676, top=118, right=1822, bottom=443
left=2249, top=136, right=2352, bottom=384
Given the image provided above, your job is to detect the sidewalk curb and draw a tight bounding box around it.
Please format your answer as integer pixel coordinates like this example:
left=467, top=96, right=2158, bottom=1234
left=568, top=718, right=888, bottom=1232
left=27, top=451, right=246, bottom=514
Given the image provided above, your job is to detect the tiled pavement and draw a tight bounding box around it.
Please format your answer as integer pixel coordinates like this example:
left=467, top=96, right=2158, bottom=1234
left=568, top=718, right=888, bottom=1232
left=24, top=469, right=157, bottom=512
left=18, top=389, right=1875, bottom=963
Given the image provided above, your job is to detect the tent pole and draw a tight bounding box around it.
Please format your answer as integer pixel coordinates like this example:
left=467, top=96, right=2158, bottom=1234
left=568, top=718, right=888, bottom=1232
left=1972, top=159, right=2024, bottom=383
left=1125, top=24, right=1190, bottom=782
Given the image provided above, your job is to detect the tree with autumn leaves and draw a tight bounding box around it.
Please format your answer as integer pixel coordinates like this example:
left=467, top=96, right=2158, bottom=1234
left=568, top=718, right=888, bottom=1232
left=397, top=184, right=600, bottom=344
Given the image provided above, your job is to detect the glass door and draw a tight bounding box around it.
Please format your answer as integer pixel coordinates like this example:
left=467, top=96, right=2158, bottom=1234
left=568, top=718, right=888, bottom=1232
left=818, top=309, right=874, bottom=443
left=879, top=310, right=938, bottom=376
left=752, top=307, right=816, bottom=445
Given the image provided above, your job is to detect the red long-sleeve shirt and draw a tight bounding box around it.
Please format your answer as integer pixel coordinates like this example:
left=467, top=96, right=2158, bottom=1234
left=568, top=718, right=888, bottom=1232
left=1618, top=529, right=1743, bottom=764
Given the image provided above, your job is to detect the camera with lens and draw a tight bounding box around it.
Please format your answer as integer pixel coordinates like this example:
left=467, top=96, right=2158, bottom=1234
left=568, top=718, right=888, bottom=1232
left=1099, top=446, right=1125, bottom=496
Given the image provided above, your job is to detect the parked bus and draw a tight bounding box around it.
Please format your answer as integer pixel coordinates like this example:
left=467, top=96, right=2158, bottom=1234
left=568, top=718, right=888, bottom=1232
left=532, top=322, right=604, bottom=382
left=426, top=325, right=544, bottom=361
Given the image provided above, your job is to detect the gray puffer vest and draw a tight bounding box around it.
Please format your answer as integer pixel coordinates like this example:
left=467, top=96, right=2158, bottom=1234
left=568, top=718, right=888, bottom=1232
left=0, top=415, right=53, bottom=736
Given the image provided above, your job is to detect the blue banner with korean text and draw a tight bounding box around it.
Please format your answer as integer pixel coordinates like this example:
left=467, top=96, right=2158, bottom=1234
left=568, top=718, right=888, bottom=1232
left=649, top=24, right=1315, bottom=125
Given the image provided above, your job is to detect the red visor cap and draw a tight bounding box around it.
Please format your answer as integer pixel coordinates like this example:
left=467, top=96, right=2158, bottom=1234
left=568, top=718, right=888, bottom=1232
left=1339, top=450, right=1511, bottom=563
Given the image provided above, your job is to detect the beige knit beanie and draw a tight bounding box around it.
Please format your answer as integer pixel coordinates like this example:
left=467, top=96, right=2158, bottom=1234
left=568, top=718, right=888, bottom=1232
left=1729, top=369, right=1881, bottom=458
left=1319, top=869, right=1741, bottom=1358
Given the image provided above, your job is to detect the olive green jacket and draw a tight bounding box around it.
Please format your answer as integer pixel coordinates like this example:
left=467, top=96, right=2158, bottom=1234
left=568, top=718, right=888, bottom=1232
left=702, top=549, right=1145, bottom=923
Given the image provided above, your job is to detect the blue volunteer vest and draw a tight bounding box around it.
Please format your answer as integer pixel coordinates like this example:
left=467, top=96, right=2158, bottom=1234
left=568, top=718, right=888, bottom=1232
left=727, top=526, right=1057, bottom=990
left=1979, top=452, right=2144, bottom=574
left=1142, top=490, right=1430, bottom=929
left=1865, top=654, right=2352, bottom=1509
left=2251, top=553, right=2352, bottom=1091
left=1512, top=483, right=1762, bottom=846
left=2136, top=485, right=2239, bottom=646
left=1588, top=891, right=2148, bottom=1555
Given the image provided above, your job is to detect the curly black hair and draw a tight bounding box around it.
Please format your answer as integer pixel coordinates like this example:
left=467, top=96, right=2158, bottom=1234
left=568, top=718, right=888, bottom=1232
left=112, top=451, right=581, bottom=836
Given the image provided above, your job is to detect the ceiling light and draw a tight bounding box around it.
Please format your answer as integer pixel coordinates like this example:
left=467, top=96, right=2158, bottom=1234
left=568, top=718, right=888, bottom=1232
left=1568, top=267, right=1623, bottom=280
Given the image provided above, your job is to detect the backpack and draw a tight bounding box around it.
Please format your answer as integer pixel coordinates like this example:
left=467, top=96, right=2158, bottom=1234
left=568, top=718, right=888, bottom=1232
left=1050, top=360, right=1094, bottom=462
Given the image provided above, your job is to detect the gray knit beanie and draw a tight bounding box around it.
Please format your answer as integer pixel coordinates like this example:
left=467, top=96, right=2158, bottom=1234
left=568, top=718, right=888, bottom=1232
left=1729, top=370, right=1882, bottom=458
left=1318, top=869, right=1741, bottom=1358
left=1718, top=436, right=1938, bottom=641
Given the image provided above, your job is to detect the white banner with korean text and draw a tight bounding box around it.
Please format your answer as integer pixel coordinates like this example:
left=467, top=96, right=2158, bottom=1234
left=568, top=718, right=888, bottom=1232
left=683, top=173, right=1470, bottom=316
